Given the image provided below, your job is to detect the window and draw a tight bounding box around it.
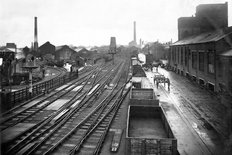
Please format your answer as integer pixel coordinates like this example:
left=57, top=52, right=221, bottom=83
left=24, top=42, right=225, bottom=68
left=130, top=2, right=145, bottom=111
left=185, top=47, right=188, bottom=66
left=218, top=58, right=223, bottom=77
left=192, top=51, right=197, bottom=69
left=208, top=52, right=214, bottom=74
left=174, top=48, right=176, bottom=62
left=199, top=52, right=204, bottom=71
left=172, top=48, right=174, bottom=61
left=181, top=47, right=183, bottom=65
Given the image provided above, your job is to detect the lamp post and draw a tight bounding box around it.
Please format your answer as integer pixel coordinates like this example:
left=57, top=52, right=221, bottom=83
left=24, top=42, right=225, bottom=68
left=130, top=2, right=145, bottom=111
left=22, top=57, right=38, bottom=96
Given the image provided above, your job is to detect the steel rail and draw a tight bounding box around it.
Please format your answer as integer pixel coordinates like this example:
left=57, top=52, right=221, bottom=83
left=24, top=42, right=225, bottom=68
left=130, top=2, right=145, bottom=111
left=23, top=63, right=123, bottom=155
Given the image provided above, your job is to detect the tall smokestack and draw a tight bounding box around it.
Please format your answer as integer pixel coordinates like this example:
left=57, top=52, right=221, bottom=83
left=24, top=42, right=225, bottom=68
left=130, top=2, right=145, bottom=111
left=34, top=17, right=38, bottom=51
left=134, top=21, right=136, bottom=43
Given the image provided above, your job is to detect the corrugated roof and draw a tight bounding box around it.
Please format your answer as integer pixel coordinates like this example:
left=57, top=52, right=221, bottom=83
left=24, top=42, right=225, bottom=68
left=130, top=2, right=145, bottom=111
left=172, top=30, right=232, bottom=46
left=220, top=49, right=232, bottom=57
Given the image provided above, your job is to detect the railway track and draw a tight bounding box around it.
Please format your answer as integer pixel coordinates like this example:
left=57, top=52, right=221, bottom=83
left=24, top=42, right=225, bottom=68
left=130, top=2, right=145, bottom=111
left=1, top=61, right=127, bottom=154
left=3, top=65, right=95, bottom=112
left=71, top=62, right=130, bottom=155
left=0, top=68, right=96, bottom=131
left=23, top=61, right=129, bottom=155
left=1, top=65, right=96, bottom=117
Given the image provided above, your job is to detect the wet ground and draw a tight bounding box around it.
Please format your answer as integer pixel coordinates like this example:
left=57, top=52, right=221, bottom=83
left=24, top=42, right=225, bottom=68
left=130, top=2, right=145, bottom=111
left=158, top=68, right=230, bottom=139
left=146, top=68, right=230, bottom=154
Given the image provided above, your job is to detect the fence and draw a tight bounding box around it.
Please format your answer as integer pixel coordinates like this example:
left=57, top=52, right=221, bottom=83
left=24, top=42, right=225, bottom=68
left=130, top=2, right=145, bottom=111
left=1, top=72, right=78, bottom=111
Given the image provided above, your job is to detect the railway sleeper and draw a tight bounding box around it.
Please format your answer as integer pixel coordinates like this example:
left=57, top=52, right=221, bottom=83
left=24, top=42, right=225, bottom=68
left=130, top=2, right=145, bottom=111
left=80, top=125, right=90, bottom=129
left=79, top=147, right=95, bottom=154
left=92, top=132, right=103, bottom=136
left=99, top=124, right=108, bottom=127
left=86, top=137, right=100, bottom=143
left=97, top=127, right=106, bottom=131
left=83, top=144, right=96, bottom=149
left=69, top=134, right=83, bottom=139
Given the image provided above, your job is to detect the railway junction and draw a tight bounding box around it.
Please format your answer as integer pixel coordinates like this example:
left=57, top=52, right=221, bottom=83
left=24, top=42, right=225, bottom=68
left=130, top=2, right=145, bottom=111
left=1, top=2, right=232, bottom=154
left=0, top=53, right=230, bottom=155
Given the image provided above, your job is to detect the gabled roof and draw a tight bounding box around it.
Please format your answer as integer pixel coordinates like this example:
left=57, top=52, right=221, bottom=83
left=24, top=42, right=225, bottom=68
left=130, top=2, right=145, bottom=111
left=55, top=45, right=68, bottom=51
left=172, top=29, right=232, bottom=46
left=39, top=41, right=55, bottom=48
left=55, top=45, right=75, bottom=51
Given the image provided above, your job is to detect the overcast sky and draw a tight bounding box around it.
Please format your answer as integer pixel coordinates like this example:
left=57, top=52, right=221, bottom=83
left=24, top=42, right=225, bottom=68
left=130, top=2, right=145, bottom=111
left=0, top=0, right=231, bottom=47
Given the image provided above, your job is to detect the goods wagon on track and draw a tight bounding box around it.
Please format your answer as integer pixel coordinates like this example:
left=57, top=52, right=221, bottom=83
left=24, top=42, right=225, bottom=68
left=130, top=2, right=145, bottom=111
left=126, top=88, right=177, bottom=155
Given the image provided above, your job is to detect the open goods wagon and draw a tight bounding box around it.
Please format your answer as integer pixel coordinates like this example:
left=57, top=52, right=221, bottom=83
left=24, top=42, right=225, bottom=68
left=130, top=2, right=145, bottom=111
left=126, top=88, right=177, bottom=155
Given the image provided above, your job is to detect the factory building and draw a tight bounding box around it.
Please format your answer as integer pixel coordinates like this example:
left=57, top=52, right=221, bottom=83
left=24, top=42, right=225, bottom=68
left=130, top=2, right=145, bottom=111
left=169, top=2, right=232, bottom=95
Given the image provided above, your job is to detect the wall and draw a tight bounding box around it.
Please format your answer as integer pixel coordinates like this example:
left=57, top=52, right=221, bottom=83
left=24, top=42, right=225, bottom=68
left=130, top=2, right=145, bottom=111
left=196, top=2, right=228, bottom=32
left=178, top=2, right=228, bottom=40
left=39, top=42, right=55, bottom=56
left=55, top=46, right=75, bottom=61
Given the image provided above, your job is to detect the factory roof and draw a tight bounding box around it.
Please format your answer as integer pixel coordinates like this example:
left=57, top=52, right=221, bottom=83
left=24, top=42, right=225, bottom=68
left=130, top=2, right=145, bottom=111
left=172, top=29, right=232, bottom=46
left=220, top=49, right=232, bottom=57
left=55, top=45, right=69, bottom=51
left=0, top=47, right=15, bottom=53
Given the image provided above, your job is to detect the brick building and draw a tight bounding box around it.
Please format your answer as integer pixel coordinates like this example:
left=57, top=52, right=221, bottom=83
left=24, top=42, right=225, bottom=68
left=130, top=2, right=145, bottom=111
left=169, top=2, right=232, bottom=95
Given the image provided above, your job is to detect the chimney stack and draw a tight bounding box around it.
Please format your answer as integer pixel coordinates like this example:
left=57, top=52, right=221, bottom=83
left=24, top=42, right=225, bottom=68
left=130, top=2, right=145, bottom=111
left=34, top=17, right=38, bottom=51
left=134, top=21, right=136, bottom=43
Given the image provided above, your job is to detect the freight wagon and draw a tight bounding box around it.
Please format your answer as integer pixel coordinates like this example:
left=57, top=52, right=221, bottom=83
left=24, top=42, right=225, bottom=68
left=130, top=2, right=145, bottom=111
left=129, top=88, right=159, bottom=106
left=131, top=57, right=139, bottom=66
left=130, top=64, right=148, bottom=89
left=126, top=88, right=177, bottom=155
left=131, top=77, right=153, bottom=89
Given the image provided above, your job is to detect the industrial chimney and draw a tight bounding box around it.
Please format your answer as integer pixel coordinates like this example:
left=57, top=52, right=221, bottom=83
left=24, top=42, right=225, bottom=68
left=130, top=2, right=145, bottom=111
left=134, top=21, right=137, bottom=44
left=34, top=17, right=38, bottom=52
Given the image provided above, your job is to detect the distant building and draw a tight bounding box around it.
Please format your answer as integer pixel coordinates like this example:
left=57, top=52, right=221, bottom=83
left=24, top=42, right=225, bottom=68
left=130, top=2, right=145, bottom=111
left=39, top=41, right=55, bottom=59
left=0, top=45, right=16, bottom=87
left=142, top=42, right=169, bottom=61
left=55, top=45, right=84, bottom=66
left=55, top=45, right=76, bottom=61
left=169, top=2, right=232, bottom=95
left=6, top=43, right=16, bottom=50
